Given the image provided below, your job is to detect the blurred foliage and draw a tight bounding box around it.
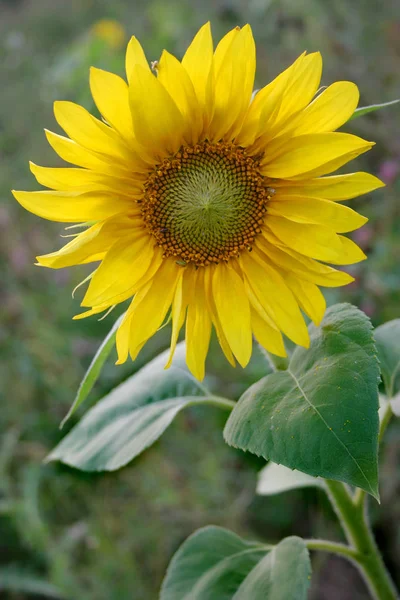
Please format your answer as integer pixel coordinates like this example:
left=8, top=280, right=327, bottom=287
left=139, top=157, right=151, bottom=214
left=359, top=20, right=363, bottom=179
left=0, top=0, right=399, bottom=598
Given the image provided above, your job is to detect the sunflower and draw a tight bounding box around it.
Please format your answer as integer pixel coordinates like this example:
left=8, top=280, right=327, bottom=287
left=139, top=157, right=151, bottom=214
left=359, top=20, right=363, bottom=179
left=13, top=23, right=384, bottom=380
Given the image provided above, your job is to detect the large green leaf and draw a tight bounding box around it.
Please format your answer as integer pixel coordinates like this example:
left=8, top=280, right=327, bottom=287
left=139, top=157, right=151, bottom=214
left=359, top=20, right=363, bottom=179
left=348, top=99, right=400, bottom=121
left=257, top=462, right=324, bottom=496
left=48, top=343, right=229, bottom=471
left=160, top=526, right=310, bottom=600
left=61, top=313, right=125, bottom=427
left=375, top=319, right=400, bottom=415
left=224, top=304, right=380, bottom=498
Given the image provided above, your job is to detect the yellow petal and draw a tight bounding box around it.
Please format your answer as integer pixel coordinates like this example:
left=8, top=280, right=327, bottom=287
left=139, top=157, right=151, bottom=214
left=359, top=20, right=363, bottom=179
left=213, top=320, right=236, bottom=367
left=125, top=35, right=150, bottom=84
left=279, top=81, right=359, bottom=136
left=37, top=222, right=105, bottom=268
left=251, top=309, right=287, bottom=357
left=284, top=274, right=326, bottom=326
left=164, top=270, right=186, bottom=369
left=12, top=190, right=134, bottom=223
left=181, top=23, right=214, bottom=107
left=82, top=234, right=155, bottom=307
left=328, top=235, right=367, bottom=265
left=29, top=163, right=143, bottom=196
left=115, top=282, right=152, bottom=364
left=73, top=304, right=110, bottom=320
left=90, top=67, right=135, bottom=142
left=116, top=313, right=130, bottom=363
left=209, top=25, right=256, bottom=141
left=185, top=269, right=212, bottom=381
left=207, top=27, right=238, bottom=137
left=265, top=216, right=343, bottom=261
left=256, top=234, right=354, bottom=288
left=204, top=266, right=235, bottom=367
left=54, top=101, right=132, bottom=163
left=267, top=195, right=367, bottom=233
left=235, top=107, right=260, bottom=148
left=157, top=50, right=202, bottom=143
left=262, top=133, right=373, bottom=179
left=123, top=259, right=182, bottom=356
left=271, top=52, right=323, bottom=127
left=250, top=53, right=307, bottom=125
left=129, top=65, right=186, bottom=156
left=273, top=172, right=385, bottom=201
left=246, top=52, right=322, bottom=151
left=45, top=130, right=132, bottom=177
left=240, top=251, right=309, bottom=347
left=212, top=263, right=252, bottom=367
left=242, top=277, right=281, bottom=332
left=214, top=27, right=239, bottom=68
left=237, top=51, right=306, bottom=147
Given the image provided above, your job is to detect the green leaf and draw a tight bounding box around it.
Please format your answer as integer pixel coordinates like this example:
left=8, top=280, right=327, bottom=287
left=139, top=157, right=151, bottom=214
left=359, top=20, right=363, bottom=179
left=233, top=537, right=311, bottom=600
left=161, top=527, right=310, bottom=600
left=61, top=313, right=125, bottom=428
left=224, top=304, right=380, bottom=498
left=375, top=319, right=400, bottom=396
left=257, top=462, right=324, bottom=496
left=375, top=320, right=400, bottom=415
left=48, top=343, right=231, bottom=471
left=348, top=99, right=400, bottom=121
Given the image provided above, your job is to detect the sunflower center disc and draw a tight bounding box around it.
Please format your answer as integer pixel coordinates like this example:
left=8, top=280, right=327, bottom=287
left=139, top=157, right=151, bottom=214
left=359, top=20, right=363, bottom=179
left=141, top=141, right=269, bottom=266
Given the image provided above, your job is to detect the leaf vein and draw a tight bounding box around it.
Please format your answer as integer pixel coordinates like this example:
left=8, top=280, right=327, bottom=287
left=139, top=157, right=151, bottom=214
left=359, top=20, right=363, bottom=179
left=287, top=368, right=373, bottom=492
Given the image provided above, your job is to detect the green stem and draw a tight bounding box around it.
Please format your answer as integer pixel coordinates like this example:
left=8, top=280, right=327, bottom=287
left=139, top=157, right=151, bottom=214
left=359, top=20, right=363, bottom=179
left=305, top=539, right=360, bottom=561
left=379, top=403, right=393, bottom=443
left=325, top=480, right=398, bottom=600
left=188, top=395, right=236, bottom=411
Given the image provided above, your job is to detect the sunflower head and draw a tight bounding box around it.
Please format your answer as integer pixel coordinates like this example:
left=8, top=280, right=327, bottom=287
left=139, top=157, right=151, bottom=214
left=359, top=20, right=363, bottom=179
left=13, top=23, right=384, bottom=380
left=141, top=140, right=269, bottom=266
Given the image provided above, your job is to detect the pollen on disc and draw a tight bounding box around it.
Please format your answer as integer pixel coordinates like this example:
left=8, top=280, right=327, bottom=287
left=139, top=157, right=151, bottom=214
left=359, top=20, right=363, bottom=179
left=141, top=141, right=270, bottom=267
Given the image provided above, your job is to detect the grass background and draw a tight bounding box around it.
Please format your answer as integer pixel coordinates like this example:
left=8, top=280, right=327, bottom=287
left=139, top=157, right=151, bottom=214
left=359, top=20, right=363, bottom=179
left=1, top=0, right=400, bottom=598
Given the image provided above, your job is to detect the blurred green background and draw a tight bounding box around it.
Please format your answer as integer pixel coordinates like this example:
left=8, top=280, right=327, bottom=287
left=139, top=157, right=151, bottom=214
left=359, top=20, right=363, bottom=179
left=1, top=0, right=399, bottom=598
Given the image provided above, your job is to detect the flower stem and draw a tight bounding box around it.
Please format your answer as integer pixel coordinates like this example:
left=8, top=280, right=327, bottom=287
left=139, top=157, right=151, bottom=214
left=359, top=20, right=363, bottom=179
left=325, top=480, right=398, bottom=600
left=379, top=403, right=393, bottom=443
left=206, top=396, right=236, bottom=410
left=186, top=395, right=236, bottom=411
left=305, top=539, right=360, bottom=561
